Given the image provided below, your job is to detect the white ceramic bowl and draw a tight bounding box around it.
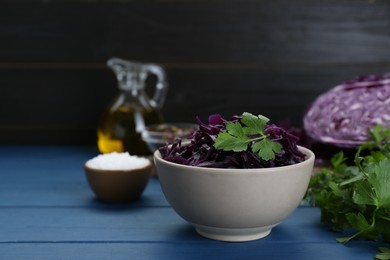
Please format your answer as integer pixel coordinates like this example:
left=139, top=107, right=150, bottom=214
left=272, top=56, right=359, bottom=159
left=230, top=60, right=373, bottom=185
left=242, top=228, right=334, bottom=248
left=154, top=146, right=315, bottom=242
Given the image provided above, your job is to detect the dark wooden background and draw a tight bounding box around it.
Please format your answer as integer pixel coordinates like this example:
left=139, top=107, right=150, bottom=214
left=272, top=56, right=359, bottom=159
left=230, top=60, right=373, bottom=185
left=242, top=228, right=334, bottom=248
left=1, top=0, right=389, bottom=145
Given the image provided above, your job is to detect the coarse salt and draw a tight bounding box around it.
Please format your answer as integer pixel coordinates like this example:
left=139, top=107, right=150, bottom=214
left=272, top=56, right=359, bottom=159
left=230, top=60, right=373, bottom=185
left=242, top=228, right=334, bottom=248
left=85, top=152, right=150, bottom=170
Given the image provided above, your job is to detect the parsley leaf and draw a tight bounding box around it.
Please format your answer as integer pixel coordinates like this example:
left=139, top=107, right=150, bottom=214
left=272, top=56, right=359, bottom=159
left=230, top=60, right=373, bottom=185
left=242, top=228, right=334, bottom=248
left=252, top=138, right=282, bottom=161
left=226, top=121, right=248, bottom=140
left=352, top=159, right=390, bottom=208
left=353, top=179, right=377, bottom=206
left=241, top=112, right=269, bottom=135
left=376, top=247, right=390, bottom=260
left=368, top=159, right=390, bottom=209
left=213, top=112, right=282, bottom=161
left=213, top=132, right=248, bottom=152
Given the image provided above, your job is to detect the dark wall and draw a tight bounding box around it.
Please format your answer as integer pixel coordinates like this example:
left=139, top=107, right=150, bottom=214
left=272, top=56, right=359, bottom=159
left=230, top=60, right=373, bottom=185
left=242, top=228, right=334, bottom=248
left=1, top=0, right=390, bottom=145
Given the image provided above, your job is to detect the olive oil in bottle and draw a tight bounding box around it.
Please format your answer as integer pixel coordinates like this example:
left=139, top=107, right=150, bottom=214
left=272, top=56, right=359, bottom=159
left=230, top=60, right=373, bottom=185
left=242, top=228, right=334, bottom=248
left=97, top=104, right=163, bottom=155
left=97, top=58, right=167, bottom=156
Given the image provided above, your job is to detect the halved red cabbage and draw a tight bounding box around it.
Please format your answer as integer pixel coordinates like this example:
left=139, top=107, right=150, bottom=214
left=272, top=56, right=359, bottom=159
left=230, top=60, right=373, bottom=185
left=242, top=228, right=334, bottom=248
left=304, top=73, right=390, bottom=148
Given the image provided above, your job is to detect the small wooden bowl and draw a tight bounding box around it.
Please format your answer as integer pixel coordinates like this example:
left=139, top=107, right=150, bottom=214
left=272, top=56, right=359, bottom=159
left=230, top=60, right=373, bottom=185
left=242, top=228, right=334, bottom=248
left=84, top=162, right=152, bottom=203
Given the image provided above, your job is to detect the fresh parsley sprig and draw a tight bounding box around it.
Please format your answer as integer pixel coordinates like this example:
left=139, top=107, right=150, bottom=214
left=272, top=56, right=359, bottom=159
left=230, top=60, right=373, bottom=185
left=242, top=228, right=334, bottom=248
left=213, top=112, right=282, bottom=161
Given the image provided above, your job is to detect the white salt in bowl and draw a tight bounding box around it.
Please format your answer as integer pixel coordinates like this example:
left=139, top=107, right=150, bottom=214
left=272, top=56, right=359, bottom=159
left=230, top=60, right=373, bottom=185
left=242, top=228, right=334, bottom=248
left=84, top=152, right=152, bottom=203
left=154, top=146, right=315, bottom=242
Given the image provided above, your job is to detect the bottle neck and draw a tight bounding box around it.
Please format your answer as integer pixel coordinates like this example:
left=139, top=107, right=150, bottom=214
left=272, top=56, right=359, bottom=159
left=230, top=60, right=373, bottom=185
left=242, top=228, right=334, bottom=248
left=118, top=85, right=153, bottom=110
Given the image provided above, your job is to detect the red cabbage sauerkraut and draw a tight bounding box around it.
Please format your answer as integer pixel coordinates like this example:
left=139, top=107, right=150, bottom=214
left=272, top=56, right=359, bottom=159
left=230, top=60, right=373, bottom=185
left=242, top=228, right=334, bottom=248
left=159, top=114, right=305, bottom=169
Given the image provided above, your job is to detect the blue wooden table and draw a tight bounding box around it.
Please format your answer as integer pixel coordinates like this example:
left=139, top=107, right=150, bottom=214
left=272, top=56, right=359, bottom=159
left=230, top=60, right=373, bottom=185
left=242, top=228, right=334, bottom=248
left=0, top=146, right=384, bottom=259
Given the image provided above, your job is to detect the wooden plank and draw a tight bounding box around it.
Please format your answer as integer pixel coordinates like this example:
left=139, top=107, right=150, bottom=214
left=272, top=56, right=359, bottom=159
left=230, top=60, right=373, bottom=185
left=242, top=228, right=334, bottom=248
left=0, top=207, right=331, bottom=242
left=1, top=64, right=389, bottom=144
left=0, top=0, right=389, bottom=64
left=0, top=241, right=382, bottom=260
left=0, top=146, right=168, bottom=207
left=0, top=67, right=115, bottom=144
left=0, top=0, right=389, bottom=144
left=165, top=65, right=390, bottom=124
left=0, top=68, right=115, bottom=125
left=0, top=207, right=383, bottom=259
left=0, top=174, right=167, bottom=207
left=0, top=145, right=385, bottom=259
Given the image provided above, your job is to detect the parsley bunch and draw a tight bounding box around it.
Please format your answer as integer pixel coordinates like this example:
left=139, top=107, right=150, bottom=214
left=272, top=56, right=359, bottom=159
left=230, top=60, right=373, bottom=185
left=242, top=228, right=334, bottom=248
left=306, top=125, right=390, bottom=259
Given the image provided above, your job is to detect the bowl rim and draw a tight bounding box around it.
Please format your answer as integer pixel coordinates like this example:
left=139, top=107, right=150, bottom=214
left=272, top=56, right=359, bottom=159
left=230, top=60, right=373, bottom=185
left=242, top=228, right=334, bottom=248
left=154, top=145, right=315, bottom=173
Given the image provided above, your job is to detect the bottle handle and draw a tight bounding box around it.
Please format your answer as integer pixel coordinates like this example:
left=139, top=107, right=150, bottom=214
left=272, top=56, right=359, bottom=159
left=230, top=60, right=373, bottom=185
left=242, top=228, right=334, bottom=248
left=145, top=64, right=168, bottom=110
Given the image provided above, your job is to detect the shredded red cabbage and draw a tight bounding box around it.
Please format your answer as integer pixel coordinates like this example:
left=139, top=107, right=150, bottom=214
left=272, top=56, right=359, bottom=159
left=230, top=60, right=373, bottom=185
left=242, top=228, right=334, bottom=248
left=304, top=73, right=390, bottom=148
left=159, top=114, right=306, bottom=168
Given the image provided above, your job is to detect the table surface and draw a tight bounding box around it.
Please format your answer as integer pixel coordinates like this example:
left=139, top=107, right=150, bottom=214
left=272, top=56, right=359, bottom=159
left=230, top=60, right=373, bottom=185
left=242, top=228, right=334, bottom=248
left=0, top=146, right=384, bottom=260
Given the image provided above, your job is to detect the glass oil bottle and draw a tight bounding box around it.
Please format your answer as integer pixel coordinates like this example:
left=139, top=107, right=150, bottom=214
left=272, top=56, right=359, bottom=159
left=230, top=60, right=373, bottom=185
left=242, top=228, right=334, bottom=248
left=97, top=58, right=168, bottom=156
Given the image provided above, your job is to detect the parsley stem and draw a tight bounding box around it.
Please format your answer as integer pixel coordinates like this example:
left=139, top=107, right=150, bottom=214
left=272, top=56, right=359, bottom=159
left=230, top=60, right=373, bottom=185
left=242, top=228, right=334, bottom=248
left=248, top=133, right=267, bottom=143
left=377, top=214, right=390, bottom=222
